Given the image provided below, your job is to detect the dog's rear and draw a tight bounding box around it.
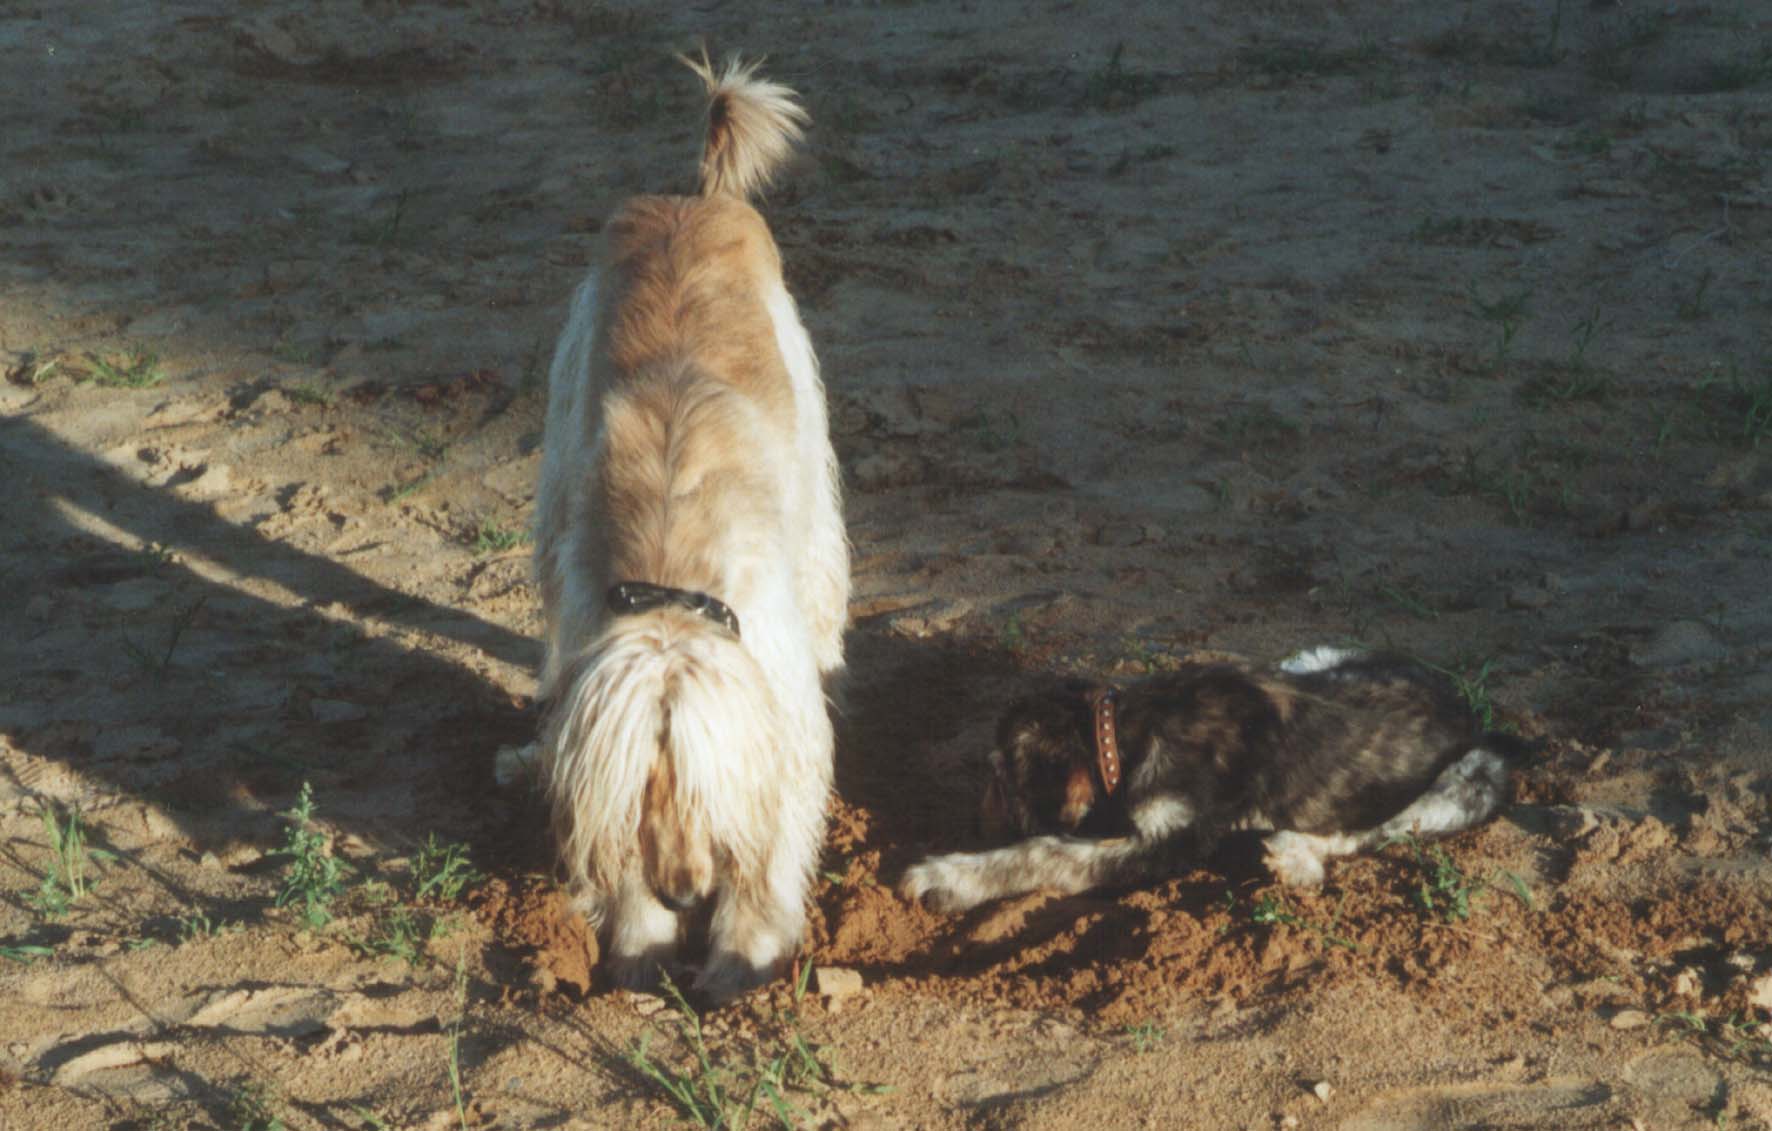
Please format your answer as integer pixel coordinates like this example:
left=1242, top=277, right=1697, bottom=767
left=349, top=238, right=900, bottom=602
left=535, top=56, right=846, bottom=1001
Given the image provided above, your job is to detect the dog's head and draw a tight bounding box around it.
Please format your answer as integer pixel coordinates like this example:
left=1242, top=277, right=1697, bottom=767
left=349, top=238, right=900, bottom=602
left=982, top=680, right=1115, bottom=840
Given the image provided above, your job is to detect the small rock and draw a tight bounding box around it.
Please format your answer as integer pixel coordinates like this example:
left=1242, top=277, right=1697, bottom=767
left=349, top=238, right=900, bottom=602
left=1630, top=620, right=1727, bottom=669
left=1506, top=584, right=1553, bottom=610
left=886, top=598, right=971, bottom=639
left=1747, top=973, right=1772, bottom=1013
left=176, top=461, right=232, bottom=499
left=1311, top=1081, right=1333, bottom=1103
left=815, top=966, right=864, bottom=999
left=850, top=450, right=920, bottom=492
left=848, top=592, right=931, bottom=620
left=291, top=147, right=351, bottom=176
left=309, top=698, right=368, bottom=725
left=1279, top=1116, right=1299, bottom=1130
left=1610, top=1009, right=1652, bottom=1030
left=1096, top=521, right=1145, bottom=548
left=1578, top=177, right=1644, bottom=199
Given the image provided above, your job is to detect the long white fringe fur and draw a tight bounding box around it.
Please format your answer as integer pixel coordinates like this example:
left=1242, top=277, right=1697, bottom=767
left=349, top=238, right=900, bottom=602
left=533, top=55, right=846, bottom=1002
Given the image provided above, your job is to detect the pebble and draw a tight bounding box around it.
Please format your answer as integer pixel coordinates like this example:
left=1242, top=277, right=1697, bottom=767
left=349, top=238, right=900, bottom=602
left=1748, top=974, right=1772, bottom=1013
left=1311, top=1081, right=1333, bottom=1103
left=816, top=966, right=864, bottom=999
left=1630, top=620, right=1727, bottom=669
left=886, top=598, right=971, bottom=639
left=1506, top=584, right=1554, bottom=610
left=1096, top=521, right=1145, bottom=548
left=1610, top=1009, right=1652, bottom=1030
left=310, top=698, right=368, bottom=725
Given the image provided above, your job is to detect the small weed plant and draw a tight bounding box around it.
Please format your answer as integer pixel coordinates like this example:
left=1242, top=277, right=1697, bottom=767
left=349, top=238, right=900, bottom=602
left=88, top=350, right=167, bottom=389
left=446, top=950, right=471, bottom=1131
left=1657, top=1010, right=1772, bottom=1068
left=1238, top=891, right=1361, bottom=951
left=177, top=911, right=240, bottom=943
left=1124, top=1021, right=1166, bottom=1053
left=227, top=1079, right=286, bottom=1131
left=122, top=596, right=207, bottom=679
left=27, top=801, right=114, bottom=919
left=1389, top=835, right=1535, bottom=922
left=274, top=783, right=350, bottom=929
left=1697, top=362, right=1772, bottom=448
left=1467, top=284, right=1534, bottom=366
left=412, top=834, right=484, bottom=904
left=284, top=381, right=335, bottom=408
left=470, top=520, right=530, bottom=556
left=625, top=964, right=888, bottom=1129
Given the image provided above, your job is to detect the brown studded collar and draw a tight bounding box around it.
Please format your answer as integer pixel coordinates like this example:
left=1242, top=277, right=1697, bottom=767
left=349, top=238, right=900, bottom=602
left=1084, top=685, right=1123, bottom=796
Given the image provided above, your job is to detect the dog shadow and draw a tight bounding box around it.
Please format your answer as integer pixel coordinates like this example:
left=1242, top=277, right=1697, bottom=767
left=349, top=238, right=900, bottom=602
left=1, top=413, right=537, bottom=897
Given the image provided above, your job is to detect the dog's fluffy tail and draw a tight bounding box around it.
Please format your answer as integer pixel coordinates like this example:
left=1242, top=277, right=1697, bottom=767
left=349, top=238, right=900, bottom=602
left=681, top=52, right=807, bottom=201
left=543, top=612, right=783, bottom=922
left=900, top=835, right=1177, bottom=914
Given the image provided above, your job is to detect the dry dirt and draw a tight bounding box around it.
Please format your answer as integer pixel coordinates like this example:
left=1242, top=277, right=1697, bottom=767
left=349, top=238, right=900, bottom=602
left=4, top=2, right=1772, bottom=1129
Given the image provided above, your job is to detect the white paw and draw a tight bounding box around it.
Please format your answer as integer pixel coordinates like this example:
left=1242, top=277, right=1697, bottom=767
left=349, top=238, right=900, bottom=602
left=1278, top=645, right=1360, bottom=676
left=899, top=854, right=986, bottom=914
left=1262, top=831, right=1328, bottom=887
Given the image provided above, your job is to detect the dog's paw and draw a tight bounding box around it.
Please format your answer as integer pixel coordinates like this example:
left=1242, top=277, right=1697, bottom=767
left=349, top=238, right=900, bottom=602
left=1278, top=645, right=1361, bottom=676
left=604, top=950, right=672, bottom=992
left=1261, top=831, right=1328, bottom=887
left=692, top=951, right=776, bottom=1006
left=898, top=854, right=985, bottom=914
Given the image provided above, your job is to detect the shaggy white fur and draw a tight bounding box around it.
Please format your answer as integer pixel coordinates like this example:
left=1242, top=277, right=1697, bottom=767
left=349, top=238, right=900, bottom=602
left=533, top=56, right=846, bottom=1002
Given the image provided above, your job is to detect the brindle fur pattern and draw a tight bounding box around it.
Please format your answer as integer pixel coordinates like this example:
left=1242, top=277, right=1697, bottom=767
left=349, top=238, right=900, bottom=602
left=904, top=649, right=1524, bottom=912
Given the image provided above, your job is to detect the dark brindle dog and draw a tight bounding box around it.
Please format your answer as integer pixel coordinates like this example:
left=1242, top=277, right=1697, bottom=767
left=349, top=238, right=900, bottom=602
left=901, top=647, right=1524, bottom=912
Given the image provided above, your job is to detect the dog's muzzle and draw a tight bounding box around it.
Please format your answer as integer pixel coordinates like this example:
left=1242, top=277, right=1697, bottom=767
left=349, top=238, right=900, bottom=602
left=606, top=581, right=741, bottom=638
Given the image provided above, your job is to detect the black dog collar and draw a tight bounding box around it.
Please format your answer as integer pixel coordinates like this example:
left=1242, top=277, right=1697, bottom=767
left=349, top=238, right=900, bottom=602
left=606, top=581, right=741, bottom=638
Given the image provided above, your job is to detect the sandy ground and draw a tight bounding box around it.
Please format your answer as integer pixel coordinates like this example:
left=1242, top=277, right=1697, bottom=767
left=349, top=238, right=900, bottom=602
left=3, top=1, right=1772, bottom=1128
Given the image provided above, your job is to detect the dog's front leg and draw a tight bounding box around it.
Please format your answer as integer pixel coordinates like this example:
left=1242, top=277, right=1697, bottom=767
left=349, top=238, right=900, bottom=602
left=603, top=865, right=683, bottom=991
left=695, top=845, right=807, bottom=1004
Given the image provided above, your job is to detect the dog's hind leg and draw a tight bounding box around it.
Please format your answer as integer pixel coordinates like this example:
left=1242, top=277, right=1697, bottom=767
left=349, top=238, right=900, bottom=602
left=603, top=865, right=683, bottom=991
left=1262, top=744, right=1514, bottom=886
left=768, top=282, right=848, bottom=680
left=696, top=845, right=807, bottom=1003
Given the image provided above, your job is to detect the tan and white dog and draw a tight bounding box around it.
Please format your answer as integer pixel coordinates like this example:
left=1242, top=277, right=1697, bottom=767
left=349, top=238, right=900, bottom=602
left=532, top=55, right=847, bottom=1002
